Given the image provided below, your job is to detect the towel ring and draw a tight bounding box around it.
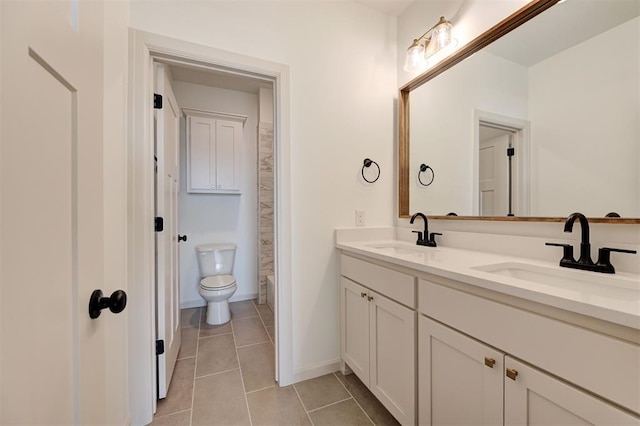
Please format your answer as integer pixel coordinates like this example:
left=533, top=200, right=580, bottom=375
left=418, top=164, right=434, bottom=186
left=362, top=158, right=380, bottom=183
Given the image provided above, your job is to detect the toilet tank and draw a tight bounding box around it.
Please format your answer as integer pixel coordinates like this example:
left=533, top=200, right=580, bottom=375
left=196, top=243, right=236, bottom=277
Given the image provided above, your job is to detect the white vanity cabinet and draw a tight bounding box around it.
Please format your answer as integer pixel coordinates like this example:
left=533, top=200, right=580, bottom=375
left=505, top=357, right=640, bottom=425
left=184, top=109, right=245, bottom=194
left=419, top=316, right=504, bottom=425
left=340, top=254, right=416, bottom=425
left=419, top=278, right=640, bottom=425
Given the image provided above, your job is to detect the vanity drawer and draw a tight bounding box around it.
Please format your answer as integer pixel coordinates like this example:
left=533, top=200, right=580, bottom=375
left=419, top=279, right=640, bottom=414
left=341, top=254, right=415, bottom=307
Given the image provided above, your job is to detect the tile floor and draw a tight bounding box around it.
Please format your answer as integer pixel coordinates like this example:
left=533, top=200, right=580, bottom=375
left=151, top=300, right=400, bottom=426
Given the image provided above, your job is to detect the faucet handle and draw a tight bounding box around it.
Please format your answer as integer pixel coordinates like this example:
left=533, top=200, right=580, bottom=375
left=429, top=232, right=442, bottom=246
left=412, top=230, right=424, bottom=242
left=596, top=247, right=637, bottom=274
left=545, top=242, right=575, bottom=264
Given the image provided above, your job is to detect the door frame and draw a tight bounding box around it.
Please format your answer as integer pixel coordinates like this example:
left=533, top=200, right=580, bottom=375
left=473, top=110, right=531, bottom=216
left=127, top=29, right=292, bottom=425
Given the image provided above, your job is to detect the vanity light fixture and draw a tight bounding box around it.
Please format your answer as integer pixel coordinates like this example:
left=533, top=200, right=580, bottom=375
left=404, top=16, right=457, bottom=73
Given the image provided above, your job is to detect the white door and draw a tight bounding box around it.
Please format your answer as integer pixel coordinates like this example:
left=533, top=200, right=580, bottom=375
left=504, top=357, right=640, bottom=425
left=479, top=133, right=510, bottom=216
left=419, top=316, right=503, bottom=426
left=155, top=63, right=182, bottom=399
left=0, top=1, right=128, bottom=424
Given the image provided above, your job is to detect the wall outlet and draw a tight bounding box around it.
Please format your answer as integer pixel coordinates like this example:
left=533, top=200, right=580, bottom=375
left=355, top=210, right=365, bottom=227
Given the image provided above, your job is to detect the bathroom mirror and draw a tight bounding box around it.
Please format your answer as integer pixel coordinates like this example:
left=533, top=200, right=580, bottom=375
left=399, top=0, right=640, bottom=222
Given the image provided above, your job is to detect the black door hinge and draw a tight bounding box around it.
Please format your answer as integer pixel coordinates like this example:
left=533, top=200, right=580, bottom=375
left=156, top=340, right=165, bottom=355
left=154, top=94, right=163, bottom=109
left=507, top=147, right=515, bottom=157
left=155, top=217, right=164, bottom=232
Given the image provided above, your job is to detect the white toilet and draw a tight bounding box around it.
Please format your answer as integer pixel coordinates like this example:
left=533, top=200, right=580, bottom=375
left=196, top=243, right=238, bottom=325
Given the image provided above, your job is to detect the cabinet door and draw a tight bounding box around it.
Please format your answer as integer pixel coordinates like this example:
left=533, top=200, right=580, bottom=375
left=419, top=316, right=503, bottom=426
left=505, top=357, right=640, bottom=426
left=370, top=292, right=416, bottom=425
left=340, top=277, right=370, bottom=386
left=214, top=119, right=242, bottom=191
left=188, top=116, right=216, bottom=191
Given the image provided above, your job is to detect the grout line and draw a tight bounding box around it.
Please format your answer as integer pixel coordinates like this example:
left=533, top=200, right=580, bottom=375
left=292, top=384, right=315, bottom=426
left=245, top=384, right=277, bottom=395
left=194, top=367, right=241, bottom=381
left=198, top=331, right=233, bottom=341
left=236, top=340, right=271, bottom=350
left=153, top=408, right=192, bottom=421
left=253, top=300, right=276, bottom=348
left=333, top=373, right=375, bottom=425
left=188, top=307, right=203, bottom=426
left=231, top=316, right=254, bottom=426
left=306, top=396, right=354, bottom=414
left=231, top=314, right=260, bottom=321
left=176, top=354, right=196, bottom=361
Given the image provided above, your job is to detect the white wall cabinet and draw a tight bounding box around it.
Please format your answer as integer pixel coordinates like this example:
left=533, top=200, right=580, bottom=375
left=340, top=255, right=416, bottom=425
left=184, top=109, right=245, bottom=194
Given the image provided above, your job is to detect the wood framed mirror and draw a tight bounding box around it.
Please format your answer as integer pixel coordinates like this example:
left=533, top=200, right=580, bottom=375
left=398, top=0, right=640, bottom=223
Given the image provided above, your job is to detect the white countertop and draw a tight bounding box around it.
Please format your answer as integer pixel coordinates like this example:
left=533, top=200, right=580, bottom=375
left=337, top=238, right=640, bottom=330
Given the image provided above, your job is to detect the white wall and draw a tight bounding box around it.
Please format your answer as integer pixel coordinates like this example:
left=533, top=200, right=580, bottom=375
left=529, top=17, right=640, bottom=217
left=172, top=81, right=259, bottom=307
left=129, top=1, right=397, bottom=375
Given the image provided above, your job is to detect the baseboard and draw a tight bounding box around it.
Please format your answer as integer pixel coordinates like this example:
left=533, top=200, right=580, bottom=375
left=181, top=299, right=206, bottom=309
left=181, top=292, right=258, bottom=309
left=291, top=358, right=341, bottom=384
left=230, top=292, right=258, bottom=303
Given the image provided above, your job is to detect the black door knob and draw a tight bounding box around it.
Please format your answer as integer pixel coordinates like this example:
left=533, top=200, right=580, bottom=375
left=178, top=234, right=187, bottom=242
left=89, top=289, right=127, bottom=319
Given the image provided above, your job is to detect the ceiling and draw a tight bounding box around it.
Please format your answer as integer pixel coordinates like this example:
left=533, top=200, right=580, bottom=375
left=169, top=64, right=272, bottom=94
left=486, top=0, right=640, bottom=67
left=354, top=0, right=414, bottom=16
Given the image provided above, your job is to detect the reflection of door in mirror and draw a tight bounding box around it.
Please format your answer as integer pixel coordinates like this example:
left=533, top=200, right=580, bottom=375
left=478, top=122, right=525, bottom=217
left=479, top=126, right=511, bottom=216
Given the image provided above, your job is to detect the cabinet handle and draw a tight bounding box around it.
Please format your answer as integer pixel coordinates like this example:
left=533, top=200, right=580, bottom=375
left=367, top=296, right=374, bottom=301
left=506, top=368, right=518, bottom=381
left=360, top=292, right=367, bottom=298
left=484, top=357, right=495, bottom=368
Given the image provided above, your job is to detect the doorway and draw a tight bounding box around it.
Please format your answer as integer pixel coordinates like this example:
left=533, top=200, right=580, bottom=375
left=128, top=30, right=292, bottom=425
left=474, top=111, right=531, bottom=217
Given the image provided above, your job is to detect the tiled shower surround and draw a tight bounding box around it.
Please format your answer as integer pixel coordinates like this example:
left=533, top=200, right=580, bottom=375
left=258, top=122, right=274, bottom=305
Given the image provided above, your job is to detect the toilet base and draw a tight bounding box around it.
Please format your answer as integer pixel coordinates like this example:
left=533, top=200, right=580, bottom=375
left=205, top=300, right=231, bottom=325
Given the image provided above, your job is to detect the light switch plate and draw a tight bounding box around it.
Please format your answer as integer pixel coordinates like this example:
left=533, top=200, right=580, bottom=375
left=355, top=210, right=365, bottom=226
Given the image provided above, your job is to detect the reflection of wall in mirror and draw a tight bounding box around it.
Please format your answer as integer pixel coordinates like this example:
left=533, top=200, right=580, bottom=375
left=529, top=16, right=639, bottom=218
left=410, top=16, right=639, bottom=218
left=409, top=51, right=528, bottom=216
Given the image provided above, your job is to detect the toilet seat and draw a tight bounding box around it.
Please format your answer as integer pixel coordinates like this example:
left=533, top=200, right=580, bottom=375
left=200, top=275, right=236, bottom=290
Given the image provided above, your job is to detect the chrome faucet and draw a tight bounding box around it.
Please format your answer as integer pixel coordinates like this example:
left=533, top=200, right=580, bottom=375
left=409, top=212, right=442, bottom=247
left=546, top=212, right=636, bottom=274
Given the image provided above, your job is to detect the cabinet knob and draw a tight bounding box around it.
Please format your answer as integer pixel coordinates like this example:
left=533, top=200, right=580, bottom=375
left=484, top=357, right=496, bottom=368
left=367, top=296, right=374, bottom=301
left=360, top=292, right=367, bottom=298
left=506, top=368, right=518, bottom=381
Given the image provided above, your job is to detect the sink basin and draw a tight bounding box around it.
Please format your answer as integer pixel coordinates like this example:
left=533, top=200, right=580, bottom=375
left=472, top=262, right=638, bottom=291
left=365, top=242, right=426, bottom=257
